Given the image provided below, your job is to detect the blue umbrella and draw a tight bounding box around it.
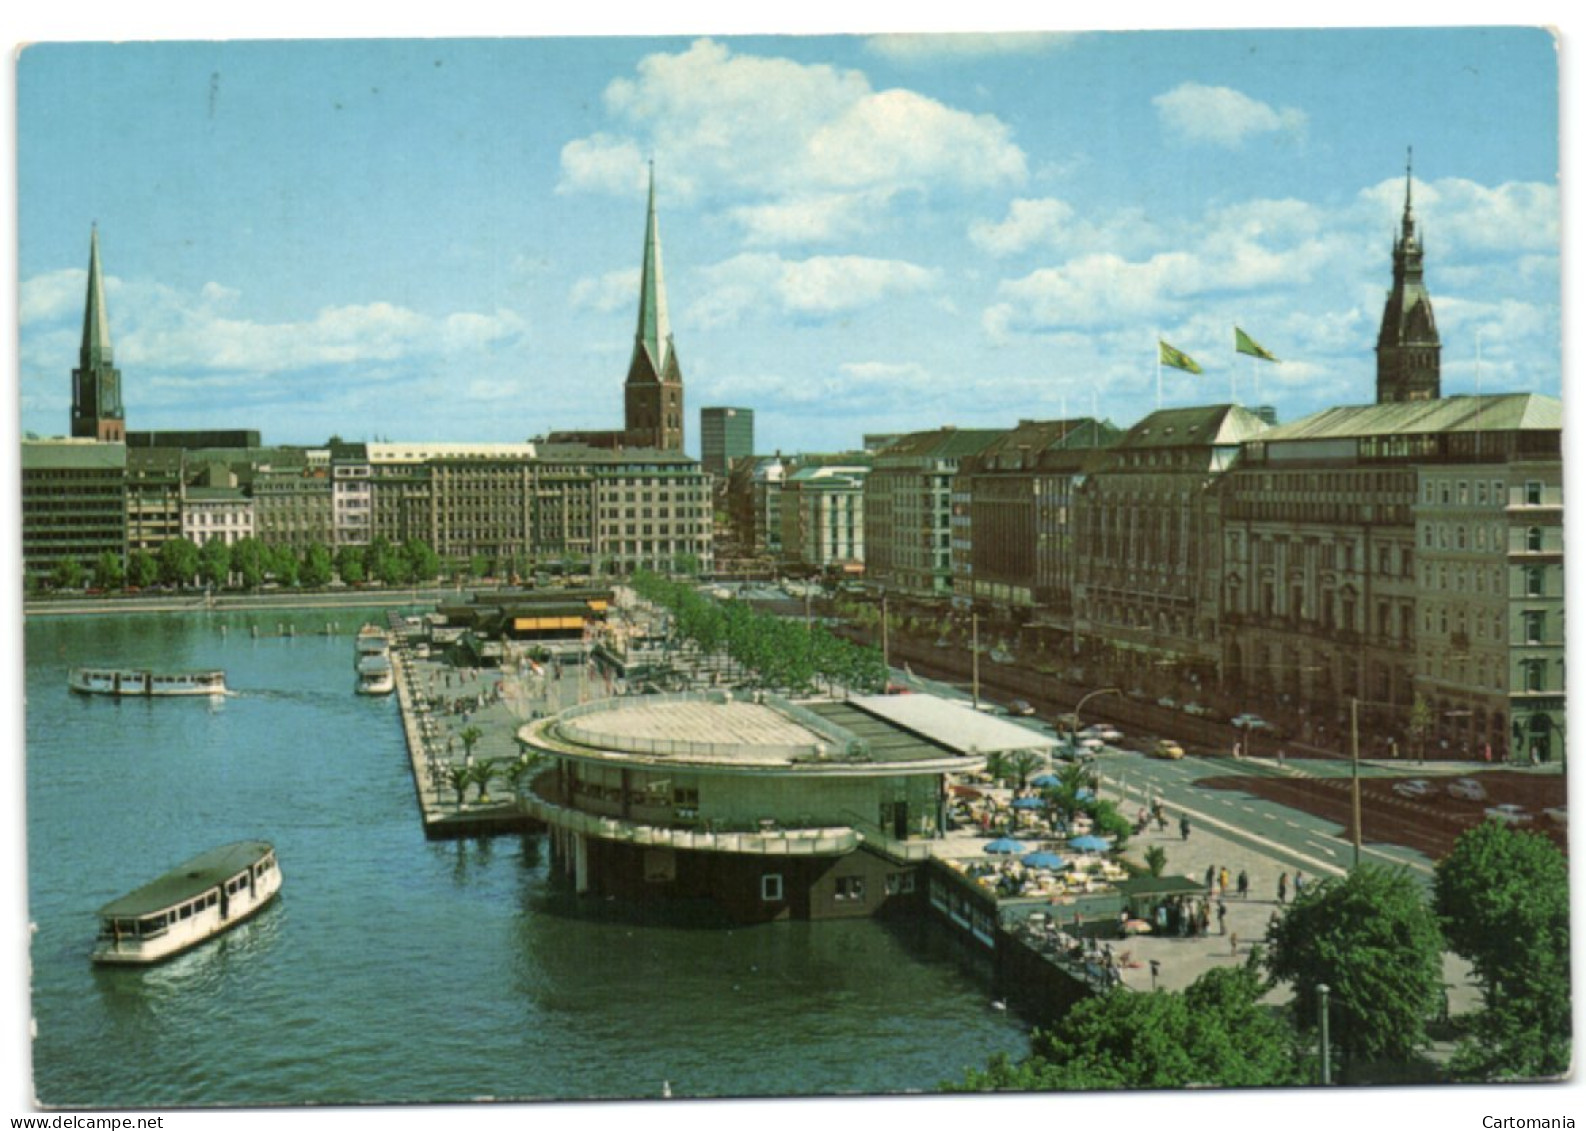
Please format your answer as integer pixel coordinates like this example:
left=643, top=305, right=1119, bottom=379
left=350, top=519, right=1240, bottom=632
left=1011, top=797, right=1045, bottom=810
left=1067, top=834, right=1111, bottom=852
left=1075, top=787, right=1095, bottom=802
left=1031, top=773, right=1061, bottom=789
left=1022, top=851, right=1067, bottom=870
left=982, top=837, right=1027, bottom=855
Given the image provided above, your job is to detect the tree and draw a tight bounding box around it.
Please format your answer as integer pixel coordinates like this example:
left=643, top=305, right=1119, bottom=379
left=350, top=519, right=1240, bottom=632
left=403, top=539, right=440, bottom=584
left=1144, top=845, right=1168, bottom=877
left=1434, top=821, right=1571, bottom=1079
left=1264, top=864, right=1444, bottom=1072
left=336, top=546, right=366, bottom=586
left=49, top=558, right=84, bottom=591
left=198, top=539, right=232, bottom=590
left=229, top=537, right=267, bottom=590
left=458, top=725, right=484, bottom=761
left=91, top=551, right=124, bottom=591
left=126, top=549, right=159, bottom=590
left=268, top=543, right=300, bottom=588
left=300, top=542, right=334, bottom=588
left=1407, top=694, right=1434, bottom=762
left=469, top=759, right=503, bottom=804
left=445, top=764, right=472, bottom=808
left=951, top=963, right=1302, bottom=1091
left=157, top=537, right=200, bottom=588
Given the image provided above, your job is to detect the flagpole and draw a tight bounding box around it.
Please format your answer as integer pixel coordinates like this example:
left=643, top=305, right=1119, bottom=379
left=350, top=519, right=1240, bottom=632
left=1155, top=335, right=1163, bottom=410
left=1475, top=328, right=1483, bottom=458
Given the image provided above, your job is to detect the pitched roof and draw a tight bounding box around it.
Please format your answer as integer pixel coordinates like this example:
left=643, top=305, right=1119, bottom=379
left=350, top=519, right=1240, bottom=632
left=1119, top=404, right=1269, bottom=449
left=1260, top=393, right=1561, bottom=441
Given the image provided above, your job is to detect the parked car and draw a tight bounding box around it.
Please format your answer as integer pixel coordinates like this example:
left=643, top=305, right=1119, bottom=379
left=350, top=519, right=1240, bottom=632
left=1006, top=699, right=1035, bottom=717
left=1077, top=737, right=1105, bottom=753
left=1543, top=806, right=1568, bottom=826
left=1151, top=739, right=1185, bottom=760
left=1484, top=803, right=1532, bottom=825
left=1181, top=702, right=1218, bottom=719
left=1094, top=725, right=1124, bottom=744
left=1231, top=713, right=1274, bottom=731
left=1392, top=779, right=1435, bottom=800
left=1156, top=697, right=1178, bottom=710
left=1448, top=778, right=1488, bottom=801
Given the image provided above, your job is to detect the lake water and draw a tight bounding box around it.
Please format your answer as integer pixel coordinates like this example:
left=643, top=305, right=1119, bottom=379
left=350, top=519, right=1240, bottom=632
left=22, top=610, right=1028, bottom=1107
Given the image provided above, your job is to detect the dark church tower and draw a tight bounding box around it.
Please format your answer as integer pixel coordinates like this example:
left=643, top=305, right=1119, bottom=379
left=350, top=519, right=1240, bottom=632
left=70, top=226, right=126, bottom=441
left=1376, top=151, right=1441, bottom=403
left=623, top=165, right=685, bottom=452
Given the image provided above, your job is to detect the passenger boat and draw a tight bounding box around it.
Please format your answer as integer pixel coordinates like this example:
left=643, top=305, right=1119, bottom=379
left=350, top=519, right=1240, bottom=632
left=356, top=654, right=395, bottom=696
left=69, top=668, right=229, bottom=697
left=354, top=624, right=390, bottom=664
left=92, top=841, right=282, bottom=966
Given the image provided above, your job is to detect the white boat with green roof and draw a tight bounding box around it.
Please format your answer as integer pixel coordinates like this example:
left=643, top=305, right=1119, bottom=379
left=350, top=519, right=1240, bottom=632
left=92, top=841, right=282, bottom=966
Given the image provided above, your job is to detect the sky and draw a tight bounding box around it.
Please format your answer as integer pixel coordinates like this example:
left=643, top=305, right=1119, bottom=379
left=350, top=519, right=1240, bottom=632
left=12, top=23, right=1563, bottom=459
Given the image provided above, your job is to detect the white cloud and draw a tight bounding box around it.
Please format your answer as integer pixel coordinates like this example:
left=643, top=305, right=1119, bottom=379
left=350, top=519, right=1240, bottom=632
left=1153, top=82, right=1307, bottom=148
left=559, top=38, right=1027, bottom=244
left=570, top=268, right=641, bottom=315
left=20, top=268, right=89, bottom=326
left=865, top=32, right=1077, bottom=61
left=969, top=198, right=1075, bottom=256
left=694, top=253, right=939, bottom=327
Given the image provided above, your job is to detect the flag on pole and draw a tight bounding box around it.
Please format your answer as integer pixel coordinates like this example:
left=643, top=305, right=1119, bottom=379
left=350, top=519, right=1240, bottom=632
left=1159, top=339, right=1202, bottom=374
left=1235, top=327, right=1279, bottom=362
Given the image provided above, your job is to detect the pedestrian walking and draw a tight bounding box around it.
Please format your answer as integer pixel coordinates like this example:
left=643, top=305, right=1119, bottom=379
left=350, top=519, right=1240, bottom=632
left=1180, top=815, right=1191, bottom=841
left=1217, top=900, right=1227, bottom=935
left=1294, top=871, right=1305, bottom=898
left=1233, top=740, right=1242, bottom=760
left=1218, top=866, right=1229, bottom=897
left=1237, top=869, right=1249, bottom=899
left=1205, top=864, right=1216, bottom=891
left=1277, top=747, right=1286, bottom=767
left=1230, top=931, right=1239, bottom=956
left=1277, top=872, right=1288, bottom=904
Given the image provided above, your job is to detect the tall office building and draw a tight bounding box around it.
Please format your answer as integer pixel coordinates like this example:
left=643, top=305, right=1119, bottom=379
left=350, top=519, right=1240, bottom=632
left=700, top=407, right=753, bottom=477
left=70, top=226, right=126, bottom=442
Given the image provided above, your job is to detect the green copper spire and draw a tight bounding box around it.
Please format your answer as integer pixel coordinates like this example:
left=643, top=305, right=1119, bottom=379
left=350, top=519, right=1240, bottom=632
left=634, top=162, right=671, bottom=374
left=81, top=224, right=114, bottom=369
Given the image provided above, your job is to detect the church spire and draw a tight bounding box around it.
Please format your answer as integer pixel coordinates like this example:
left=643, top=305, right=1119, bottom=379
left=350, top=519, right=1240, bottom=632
left=634, top=161, right=672, bottom=375
left=71, top=224, right=126, bottom=441
left=1375, top=149, right=1440, bottom=403
left=624, top=163, right=685, bottom=451
left=81, top=223, right=114, bottom=370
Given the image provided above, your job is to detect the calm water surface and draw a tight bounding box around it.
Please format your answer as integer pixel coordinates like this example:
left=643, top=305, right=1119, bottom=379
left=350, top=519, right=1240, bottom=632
left=24, top=611, right=1028, bottom=1107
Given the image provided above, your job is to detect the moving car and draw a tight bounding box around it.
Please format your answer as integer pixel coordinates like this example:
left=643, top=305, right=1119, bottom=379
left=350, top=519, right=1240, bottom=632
left=1006, top=699, right=1036, bottom=717
left=1484, top=803, right=1532, bottom=825
left=1448, top=778, right=1488, bottom=801
left=1231, top=713, right=1273, bottom=731
left=1151, top=739, right=1185, bottom=760
left=1093, top=725, right=1124, bottom=744
left=1392, top=779, right=1435, bottom=800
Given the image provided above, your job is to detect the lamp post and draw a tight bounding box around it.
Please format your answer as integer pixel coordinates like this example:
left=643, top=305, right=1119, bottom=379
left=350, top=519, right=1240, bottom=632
left=1318, top=983, right=1332, bottom=1085
left=1072, top=687, right=1122, bottom=753
left=971, top=611, right=980, bottom=710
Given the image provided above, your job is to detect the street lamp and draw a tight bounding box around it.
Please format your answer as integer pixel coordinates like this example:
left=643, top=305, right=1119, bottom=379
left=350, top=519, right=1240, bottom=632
left=1318, top=983, right=1332, bottom=1085
left=1071, top=687, right=1122, bottom=753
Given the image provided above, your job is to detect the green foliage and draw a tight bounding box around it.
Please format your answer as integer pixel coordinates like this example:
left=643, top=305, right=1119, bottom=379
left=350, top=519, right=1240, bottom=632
left=1144, top=845, right=1168, bottom=877
left=92, top=551, right=124, bottom=591
left=403, top=539, right=441, bottom=584
left=157, top=538, right=200, bottom=587
left=1407, top=694, right=1434, bottom=761
left=1434, top=821, right=1571, bottom=1080
left=268, top=543, right=300, bottom=588
left=1264, top=864, right=1444, bottom=1068
left=300, top=542, right=334, bottom=588
left=458, top=725, right=484, bottom=759
left=229, top=537, right=267, bottom=590
left=198, top=539, right=232, bottom=589
left=50, top=558, right=84, bottom=591
left=336, top=546, right=366, bottom=586
left=951, top=963, right=1301, bottom=1091
left=1086, top=799, right=1132, bottom=850
left=126, top=549, right=159, bottom=590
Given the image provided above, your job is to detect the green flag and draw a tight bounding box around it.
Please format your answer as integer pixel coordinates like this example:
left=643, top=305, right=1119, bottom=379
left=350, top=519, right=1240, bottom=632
left=1159, top=339, right=1202, bottom=374
left=1235, top=327, right=1279, bottom=362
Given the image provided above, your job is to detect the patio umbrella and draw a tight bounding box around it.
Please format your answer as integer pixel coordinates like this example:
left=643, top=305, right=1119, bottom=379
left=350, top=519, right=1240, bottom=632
left=950, top=785, right=984, bottom=799
left=1031, top=773, right=1061, bottom=789
left=1011, top=797, right=1046, bottom=810
left=1075, top=787, right=1096, bottom=802
left=1123, top=918, right=1153, bottom=935
left=982, top=837, right=1027, bottom=855
left=1022, top=851, right=1067, bottom=870
left=1067, top=834, right=1111, bottom=852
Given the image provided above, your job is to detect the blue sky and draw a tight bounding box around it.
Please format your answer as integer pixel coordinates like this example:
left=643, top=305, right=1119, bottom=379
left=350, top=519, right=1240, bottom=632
left=14, top=26, right=1563, bottom=458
